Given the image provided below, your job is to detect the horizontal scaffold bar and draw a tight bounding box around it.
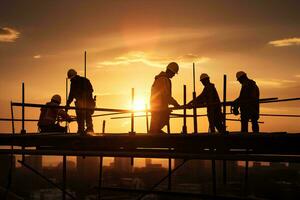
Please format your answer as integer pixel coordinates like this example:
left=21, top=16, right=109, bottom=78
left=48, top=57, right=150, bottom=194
left=0, top=132, right=300, bottom=155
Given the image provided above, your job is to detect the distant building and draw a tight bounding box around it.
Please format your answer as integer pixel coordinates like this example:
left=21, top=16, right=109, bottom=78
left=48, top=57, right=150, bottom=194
left=0, top=155, right=15, bottom=185
left=25, top=155, right=42, bottom=172
left=114, top=157, right=132, bottom=173
left=77, top=156, right=99, bottom=180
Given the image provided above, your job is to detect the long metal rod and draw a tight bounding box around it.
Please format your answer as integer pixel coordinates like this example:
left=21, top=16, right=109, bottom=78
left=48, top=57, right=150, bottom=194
left=130, top=88, right=135, bottom=134
left=21, top=82, right=26, bottom=134
left=11, top=97, right=300, bottom=113
left=135, top=159, right=187, bottom=200
left=62, top=156, right=67, bottom=200
left=244, top=160, right=249, bottom=196
left=3, top=150, right=300, bottom=162
left=211, top=159, right=217, bottom=196
left=84, top=51, right=87, bottom=78
left=145, top=104, right=149, bottom=133
left=192, top=63, right=198, bottom=133
left=182, top=85, right=187, bottom=134
left=18, top=160, right=76, bottom=200
left=98, top=157, right=103, bottom=200
left=167, top=121, right=171, bottom=190
left=10, top=102, right=15, bottom=134
left=65, top=78, right=68, bottom=132
left=223, top=75, right=227, bottom=185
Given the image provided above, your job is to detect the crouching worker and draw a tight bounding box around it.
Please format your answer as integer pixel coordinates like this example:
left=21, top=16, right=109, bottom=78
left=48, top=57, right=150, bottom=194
left=38, top=94, right=72, bottom=133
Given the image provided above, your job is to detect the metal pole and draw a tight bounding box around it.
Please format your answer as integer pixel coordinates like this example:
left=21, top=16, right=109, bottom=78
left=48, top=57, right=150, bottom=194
left=130, top=88, right=135, bottom=165
left=21, top=82, right=26, bottom=134
left=130, top=88, right=135, bottom=135
left=65, top=78, right=68, bottom=133
left=98, top=157, right=103, bottom=200
left=167, top=121, right=171, bottom=190
left=62, top=156, right=67, bottom=200
left=192, top=63, right=198, bottom=134
left=223, top=75, right=227, bottom=132
left=211, top=159, right=217, bottom=196
left=145, top=104, right=149, bottom=133
left=223, top=75, right=227, bottom=185
left=182, top=85, right=187, bottom=134
left=84, top=51, right=87, bottom=78
left=244, top=160, right=249, bottom=196
left=10, top=101, right=15, bottom=134
left=102, top=120, right=106, bottom=134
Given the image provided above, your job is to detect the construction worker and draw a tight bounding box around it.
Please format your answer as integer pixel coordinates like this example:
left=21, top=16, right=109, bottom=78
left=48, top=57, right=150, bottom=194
left=149, top=62, right=180, bottom=134
left=66, top=69, right=95, bottom=135
left=233, top=71, right=260, bottom=133
left=38, top=95, right=72, bottom=133
left=187, top=73, right=225, bottom=133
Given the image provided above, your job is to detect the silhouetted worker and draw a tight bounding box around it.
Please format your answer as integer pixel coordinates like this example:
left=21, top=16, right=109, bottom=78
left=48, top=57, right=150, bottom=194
left=187, top=73, right=225, bottom=133
left=66, top=69, right=95, bottom=135
left=233, top=71, right=260, bottom=133
left=38, top=95, right=72, bottom=133
left=149, top=62, right=180, bottom=134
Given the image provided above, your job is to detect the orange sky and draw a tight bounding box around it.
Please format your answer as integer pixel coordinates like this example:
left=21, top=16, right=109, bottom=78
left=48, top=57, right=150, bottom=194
left=0, top=0, right=300, bottom=135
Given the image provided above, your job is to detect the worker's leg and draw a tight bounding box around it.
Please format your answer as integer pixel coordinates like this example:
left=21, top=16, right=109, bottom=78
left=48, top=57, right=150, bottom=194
left=150, top=112, right=160, bottom=134
left=214, top=111, right=225, bottom=133
left=241, top=115, right=249, bottom=133
left=86, top=110, right=94, bottom=132
left=76, top=108, right=85, bottom=134
left=251, top=116, right=259, bottom=133
left=208, top=115, right=216, bottom=133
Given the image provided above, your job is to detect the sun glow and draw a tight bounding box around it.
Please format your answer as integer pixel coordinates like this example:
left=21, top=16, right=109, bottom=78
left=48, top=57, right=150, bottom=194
left=132, top=99, right=147, bottom=111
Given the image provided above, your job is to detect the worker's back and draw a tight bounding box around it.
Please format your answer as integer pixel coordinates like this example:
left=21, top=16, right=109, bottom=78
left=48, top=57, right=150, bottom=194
left=38, top=101, right=59, bottom=127
left=239, top=79, right=259, bottom=116
left=150, top=72, right=171, bottom=110
left=70, top=75, right=93, bottom=101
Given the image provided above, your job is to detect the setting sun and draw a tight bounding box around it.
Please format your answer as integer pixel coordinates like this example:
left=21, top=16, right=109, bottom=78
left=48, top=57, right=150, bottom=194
left=132, top=98, right=147, bottom=111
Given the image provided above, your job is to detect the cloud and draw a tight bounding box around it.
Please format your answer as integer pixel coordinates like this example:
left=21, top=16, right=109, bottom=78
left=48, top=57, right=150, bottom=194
left=256, top=79, right=297, bottom=88
left=269, top=37, right=300, bottom=47
left=295, top=75, right=300, bottom=78
left=0, top=27, right=20, bottom=42
left=33, top=55, right=41, bottom=59
left=97, top=51, right=210, bottom=68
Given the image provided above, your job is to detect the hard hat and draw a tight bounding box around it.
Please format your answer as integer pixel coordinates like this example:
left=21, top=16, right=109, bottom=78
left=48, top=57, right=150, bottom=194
left=166, top=62, right=179, bottom=74
left=200, top=73, right=209, bottom=81
left=67, top=69, right=77, bottom=79
left=51, top=94, right=61, bottom=104
left=236, top=71, right=246, bottom=80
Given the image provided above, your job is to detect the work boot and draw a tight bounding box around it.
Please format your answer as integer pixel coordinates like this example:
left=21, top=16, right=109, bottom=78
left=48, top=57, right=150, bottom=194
left=85, top=128, right=94, bottom=136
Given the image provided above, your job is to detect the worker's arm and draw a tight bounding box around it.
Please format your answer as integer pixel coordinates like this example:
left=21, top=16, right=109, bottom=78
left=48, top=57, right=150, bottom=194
left=187, top=89, right=206, bottom=107
left=58, top=109, right=72, bottom=122
left=66, top=82, right=74, bottom=106
left=162, top=77, right=180, bottom=107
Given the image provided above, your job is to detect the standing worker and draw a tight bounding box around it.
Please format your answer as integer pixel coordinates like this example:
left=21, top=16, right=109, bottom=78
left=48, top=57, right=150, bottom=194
left=149, top=62, right=180, bottom=134
left=232, top=71, right=260, bottom=133
left=66, top=69, right=95, bottom=135
left=38, top=95, right=72, bottom=133
left=187, top=73, right=225, bottom=133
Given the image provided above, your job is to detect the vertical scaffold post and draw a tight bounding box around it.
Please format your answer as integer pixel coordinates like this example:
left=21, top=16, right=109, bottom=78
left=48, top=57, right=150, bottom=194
left=212, top=159, right=217, bottom=196
left=21, top=82, right=26, bottom=134
left=130, top=88, right=135, bottom=166
left=192, top=63, right=198, bottom=134
left=167, top=121, right=171, bottom=190
left=84, top=50, right=87, bottom=78
left=130, top=88, right=135, bottom=135
left=21, top=82, right=26, bottom=161
left=98, top=156, right=103, bottom=200
left=102, top=120, right=106, bottom=134
left=145, top=104, right=149, bottom=133
left=182, top=85, right=187, bottom=134
left=223, top=74, right=227, bottom=185
left=65, top=78, right=68, bottom=133
left=62, top=156, right=67, bottom=200
left=10, top=101, right=15, bottom=135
